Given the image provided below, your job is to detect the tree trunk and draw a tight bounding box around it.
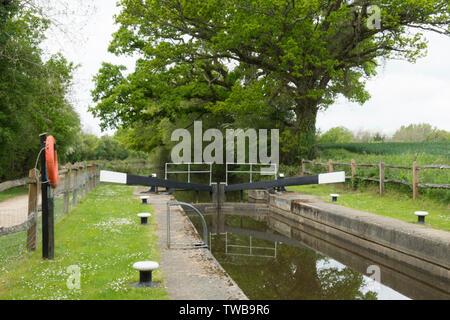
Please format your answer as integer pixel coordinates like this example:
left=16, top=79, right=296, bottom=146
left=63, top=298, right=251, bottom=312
left=293, top=100, right=319, bottom=161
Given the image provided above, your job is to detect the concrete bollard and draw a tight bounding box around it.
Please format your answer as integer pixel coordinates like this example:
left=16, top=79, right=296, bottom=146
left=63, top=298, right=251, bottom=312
left=140, top=195, right=150, bottom=205
left=131, top=261, right=160, bottom=288
left=414, top=211, right=429, bottom=224
left=278, top=173, right=287, bottom=192
left=137, top=213, right=151, bottom=225
left=149, top=173, right=158, bottom=193
left=330, top=194, right=339, bottom=202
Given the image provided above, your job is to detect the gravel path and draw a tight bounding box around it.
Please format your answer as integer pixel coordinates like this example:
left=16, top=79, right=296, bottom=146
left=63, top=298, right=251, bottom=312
left=0, top=195, right=29, bottom=228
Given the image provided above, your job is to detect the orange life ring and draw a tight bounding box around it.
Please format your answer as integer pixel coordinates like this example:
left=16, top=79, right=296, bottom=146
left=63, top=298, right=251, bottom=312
left=45, top=135, right=59, bottom=189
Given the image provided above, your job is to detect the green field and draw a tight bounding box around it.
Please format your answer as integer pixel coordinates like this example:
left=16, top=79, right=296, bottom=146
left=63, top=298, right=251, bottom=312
left=318, top=142, right=450, bottom=157
left=0, top=184, right=169, bottom=300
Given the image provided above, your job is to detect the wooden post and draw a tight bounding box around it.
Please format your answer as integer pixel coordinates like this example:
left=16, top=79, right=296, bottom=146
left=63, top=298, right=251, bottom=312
left=92, top=164, right=96, bottom=188
left=72, top=165, right=78, bottom=207
left=84, top=162, right=89, bottom=196
left=40, top=133, right=54, bottom=259
left=81, top=163, right=86, bottom=199
left=379, top=160, right=384, bottom=196
left=301, top=159, right=306, bottom=176
left=351, top=159, right=356, bottom=178
left=413, top=161, right=419, bottom=200
left=89, top=165, right=94, bottom=191
left=87, top=164, right=91, bottom=192
left=79, top=163, right=84, bottom=199
left=328, top=159, right=333, bottom=173
left=350, top=159, right=356, bottom=189
left=63, top=164, right=71, bottom=215
left=27, top=169, right=39, bottom=251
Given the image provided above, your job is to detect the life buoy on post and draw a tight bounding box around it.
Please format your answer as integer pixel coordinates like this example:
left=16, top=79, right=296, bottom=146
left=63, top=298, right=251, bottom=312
left=45, top=135, right=59, bottom=189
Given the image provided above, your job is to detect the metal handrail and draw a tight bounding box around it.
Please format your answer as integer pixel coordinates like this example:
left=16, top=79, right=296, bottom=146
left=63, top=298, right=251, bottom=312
left=167, top=201, right=208, bottom=249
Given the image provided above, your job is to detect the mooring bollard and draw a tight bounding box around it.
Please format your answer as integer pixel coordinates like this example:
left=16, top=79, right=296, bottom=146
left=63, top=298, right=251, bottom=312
left=149, top=173, right=158, bottom=193
left=137, top=213, right=151, bottom=225
left=330, top=194, right=339, bottom=202
left=278, top=173, right=287, bottom=192
left=131, top=261, right=160, bottom=288
left=140, top=195, right=150, bottom=205
left=414, top=211, right=429, bottom=224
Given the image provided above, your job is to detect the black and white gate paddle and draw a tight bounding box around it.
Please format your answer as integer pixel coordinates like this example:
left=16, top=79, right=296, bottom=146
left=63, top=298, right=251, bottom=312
left=99, top=170, right=345, bottom=191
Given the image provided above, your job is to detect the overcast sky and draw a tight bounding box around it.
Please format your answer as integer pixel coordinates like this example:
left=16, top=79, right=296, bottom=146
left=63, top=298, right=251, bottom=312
left=42, top=1, right=450, bottom=137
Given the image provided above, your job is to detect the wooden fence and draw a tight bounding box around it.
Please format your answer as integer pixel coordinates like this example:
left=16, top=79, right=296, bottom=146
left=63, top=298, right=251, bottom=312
left=301, top=159, right=450, bottom=200
left=0, top=162, right=102, bottom=254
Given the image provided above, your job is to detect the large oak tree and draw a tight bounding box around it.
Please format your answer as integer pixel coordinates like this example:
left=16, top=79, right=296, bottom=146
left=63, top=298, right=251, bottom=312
left=91, top=0, right=449, bottom=162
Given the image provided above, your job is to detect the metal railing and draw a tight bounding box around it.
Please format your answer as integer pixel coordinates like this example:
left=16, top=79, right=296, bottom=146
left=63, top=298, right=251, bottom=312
left=167, top=201, right=208, bottom=249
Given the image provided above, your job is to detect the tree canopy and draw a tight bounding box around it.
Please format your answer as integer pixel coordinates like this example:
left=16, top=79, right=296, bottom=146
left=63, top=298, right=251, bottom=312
left=392, top=123, right=450, bottom=142
left=318, top=126, right=354, bottom=143
left=90, top=0, right=449, bottom=163
left=0, top=0, right=82, bottom=180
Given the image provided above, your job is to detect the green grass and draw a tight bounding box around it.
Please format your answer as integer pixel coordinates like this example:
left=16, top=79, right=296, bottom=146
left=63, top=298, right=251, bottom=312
left=0, top=187, right=28, bottom=202
left=287, top=184, right=450, bottom=232
left=0, top=183, right=169, bottom=300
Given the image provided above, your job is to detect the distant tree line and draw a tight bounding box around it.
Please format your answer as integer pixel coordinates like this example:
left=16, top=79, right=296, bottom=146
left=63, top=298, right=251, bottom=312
left=67, top=133, right=146, bottom=163
left=317, top=123, right=450, bottom=144
left=0, top=1, right=143, bottom=181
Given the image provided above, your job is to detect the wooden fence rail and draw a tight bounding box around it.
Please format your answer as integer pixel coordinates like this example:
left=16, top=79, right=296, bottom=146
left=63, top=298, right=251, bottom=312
left=0, top=162, right=102, bottom=253
left=301, top=159, right=450, bottom=200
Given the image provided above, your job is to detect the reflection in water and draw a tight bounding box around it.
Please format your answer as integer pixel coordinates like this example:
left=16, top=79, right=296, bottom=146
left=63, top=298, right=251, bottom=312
left=188, top=213, right=409, bottom=300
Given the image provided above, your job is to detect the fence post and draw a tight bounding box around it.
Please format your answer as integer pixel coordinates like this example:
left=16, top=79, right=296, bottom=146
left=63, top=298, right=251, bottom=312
left=63, top=164, right=71, bottom=215
left=350, top=159, right=356, bottom=189
left=80, top=163, right=84, bottom=199
left=87, top=164, right=91, bottom=192
left=82, top=162, right=86, bottom=199
left=379, top=160, right=384, bottom=196
left=328, top=159, right=333, bottom=173
left=27, top=169, right=39, bottom=251
left=89, top=164, right=93, bottom=191
left=84, top=161, right=89, bottom=196
left=301, top=159, right=306, bottom=176
left=72, top=165, right=78, bottom=207
left=93, top=163, right=98, bottom=188
left=351, top=159, right=356, bottom=178
left=413, top=161, right=419, bottom=200
left=93, top=164, right=97, bottom=188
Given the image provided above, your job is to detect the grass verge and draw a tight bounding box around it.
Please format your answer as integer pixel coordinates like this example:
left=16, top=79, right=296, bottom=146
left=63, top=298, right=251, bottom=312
left=0, top=183, right=169, bottom=300
left=287, top=183, right=450, bottom=232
